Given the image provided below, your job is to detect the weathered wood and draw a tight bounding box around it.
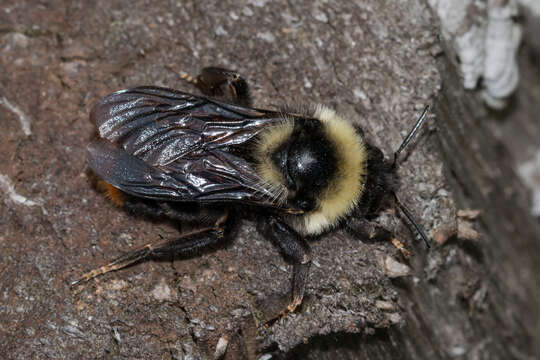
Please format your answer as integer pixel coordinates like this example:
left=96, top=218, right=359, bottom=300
left=285, top=11, right=540, bottom=360
left=1, top=1, right=539, bottom=359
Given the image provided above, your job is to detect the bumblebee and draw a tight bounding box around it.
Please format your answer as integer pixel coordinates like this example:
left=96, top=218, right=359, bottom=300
left=73, top=67, right=429, bottom=316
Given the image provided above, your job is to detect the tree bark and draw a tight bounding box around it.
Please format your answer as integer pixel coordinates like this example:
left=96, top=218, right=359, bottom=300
left=290, top=30, right=540, bottom=360
left=1, top=1, right=539, bottom=359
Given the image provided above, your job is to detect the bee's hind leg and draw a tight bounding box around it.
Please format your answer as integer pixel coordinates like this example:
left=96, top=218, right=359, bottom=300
left=71, top=213, right=228, bottom=287
left=170, top=66, right=252, bottom=106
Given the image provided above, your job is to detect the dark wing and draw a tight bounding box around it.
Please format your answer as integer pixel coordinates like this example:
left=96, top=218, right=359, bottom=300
left=88, top=86, right=292, bottom=209
left=90, top=86, right=280, bottom=166
left=88, top=139, right=280, bottom=205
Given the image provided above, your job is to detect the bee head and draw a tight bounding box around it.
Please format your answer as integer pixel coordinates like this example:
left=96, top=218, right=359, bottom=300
left=356, top=143, right=397, bottom=216
left=357, top=105, right=431, bottom=248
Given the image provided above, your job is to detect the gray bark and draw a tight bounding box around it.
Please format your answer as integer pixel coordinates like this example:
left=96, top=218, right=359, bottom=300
left=0, top=1, right=538, bottom=359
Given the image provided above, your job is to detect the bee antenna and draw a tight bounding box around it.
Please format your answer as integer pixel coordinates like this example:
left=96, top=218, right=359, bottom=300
left=393, top=192, right=431, bottom=249
left=393, top=105, right=430, bottom=167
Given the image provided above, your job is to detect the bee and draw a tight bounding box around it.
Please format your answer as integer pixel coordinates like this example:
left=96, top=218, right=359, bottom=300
left=73, top=67, right=430, bottom=317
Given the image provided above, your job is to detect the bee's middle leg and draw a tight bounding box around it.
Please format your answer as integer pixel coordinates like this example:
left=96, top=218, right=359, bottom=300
left=260, top=216, right=312, bottom=316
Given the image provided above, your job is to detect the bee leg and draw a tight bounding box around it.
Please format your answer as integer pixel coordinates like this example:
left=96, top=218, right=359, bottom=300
left=345, top=217, right=393, bottom=242
left=71, top=213, right=228, bottom=287
left=262, top=216, right=312, bottom=316
left=173, top=66, right=252, bottom=107
left=345, top=218, right=412, bottom=259
left=122, top=197, right=227, bottom=226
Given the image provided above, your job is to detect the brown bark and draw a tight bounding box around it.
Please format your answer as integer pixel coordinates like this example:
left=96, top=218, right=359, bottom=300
left=0, top=1, right=538, bottom=359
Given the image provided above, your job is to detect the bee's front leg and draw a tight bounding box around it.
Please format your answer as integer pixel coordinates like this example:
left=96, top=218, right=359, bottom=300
left=260, top=216, right=312, bottom=315
left=345, top=216, right=393, bottom=242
